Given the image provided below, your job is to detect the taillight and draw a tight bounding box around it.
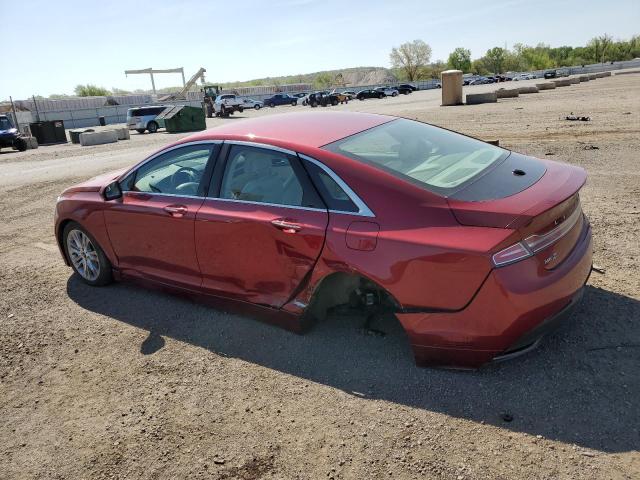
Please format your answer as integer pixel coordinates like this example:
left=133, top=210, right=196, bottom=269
left=492, top=242, right=532, bottom=267
left=523, top=206, right=582, bottom=253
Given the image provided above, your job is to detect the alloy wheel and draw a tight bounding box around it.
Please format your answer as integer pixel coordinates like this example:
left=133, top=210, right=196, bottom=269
left=67, top=229, right=100, bottom=281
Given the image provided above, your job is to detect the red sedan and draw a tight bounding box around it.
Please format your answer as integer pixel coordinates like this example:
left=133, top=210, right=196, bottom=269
left=55, top=111, right=593, bottom=368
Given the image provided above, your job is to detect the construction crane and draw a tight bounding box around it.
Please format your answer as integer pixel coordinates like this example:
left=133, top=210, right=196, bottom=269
left=124, top=67, right=187, bottom=94
left=159, top=68, right=207, bottom=101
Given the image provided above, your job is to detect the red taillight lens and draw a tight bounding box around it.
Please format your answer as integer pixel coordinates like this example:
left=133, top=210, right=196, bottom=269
left=492, top=242, right=532, bottom=267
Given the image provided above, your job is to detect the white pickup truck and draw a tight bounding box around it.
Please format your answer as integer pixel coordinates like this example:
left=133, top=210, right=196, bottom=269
left=213, top=94, right=244, bottom=117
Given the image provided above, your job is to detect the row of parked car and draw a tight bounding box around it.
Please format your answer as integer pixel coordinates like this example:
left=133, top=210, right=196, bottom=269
left=464, top=69, right=569, bottom=85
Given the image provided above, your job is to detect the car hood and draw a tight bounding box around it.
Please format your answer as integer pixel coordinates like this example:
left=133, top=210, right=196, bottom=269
left=63, top=167, right=128, bottom=194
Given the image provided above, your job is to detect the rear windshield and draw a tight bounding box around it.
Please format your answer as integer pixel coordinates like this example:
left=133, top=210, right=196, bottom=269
left=323, top=118, right=508, bottom=196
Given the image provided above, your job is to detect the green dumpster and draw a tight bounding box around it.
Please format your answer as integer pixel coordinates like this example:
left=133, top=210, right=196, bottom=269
left=156, top=105, right=206, bottom=133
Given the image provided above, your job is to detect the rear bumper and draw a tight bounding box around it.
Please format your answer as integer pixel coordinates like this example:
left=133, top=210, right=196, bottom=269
left=397, top=220, right=593, bottom=368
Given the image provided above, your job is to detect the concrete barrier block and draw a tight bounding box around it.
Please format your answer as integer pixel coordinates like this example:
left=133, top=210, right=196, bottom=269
left=588, top=74, right=597, bottom=80
left=496, top=88, right=520, bottom=98
left=602, top=71, right=612, bottom=77
left=79, top=130, right=118, bottom=146
left=112, top=127, right=130, bottom=140
left=25, top=136, right=39, bottom=149
left=554, top=79, right=572, bottom=87
left=579, top=75, right=590, bottom=82
left=536, top=82, right=556, bottom=90
left=569, top=77, right=580, bottom=84
left=466, top=92, right=497, bottom=105
left=517, top=86, right=539, bottom=94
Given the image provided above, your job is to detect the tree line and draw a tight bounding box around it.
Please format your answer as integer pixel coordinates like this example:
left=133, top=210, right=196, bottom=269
left=390, top=34, right=640, bottom=80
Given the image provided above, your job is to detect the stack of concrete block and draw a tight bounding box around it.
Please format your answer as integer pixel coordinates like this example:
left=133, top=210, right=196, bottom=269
left=536, top=82, right=556, bottom=90
left=496, top=88, right=520, bottom=98
left=518, top=86, right=539, bottom=94
left=79, top=130, right=118, bottom=146
left=466, top=92, right=497, bottom=105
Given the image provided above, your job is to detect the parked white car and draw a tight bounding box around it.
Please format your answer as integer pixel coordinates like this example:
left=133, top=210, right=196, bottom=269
left=213, top=94, right=244, bottom=117
left=242, top=98, right=263, bottom=110
left=375, top=86, right=399, bottom=97
left=513, top=73, right=534, bottom=81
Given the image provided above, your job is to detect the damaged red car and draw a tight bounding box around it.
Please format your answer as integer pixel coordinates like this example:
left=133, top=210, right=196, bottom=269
left=55, top=111, right=593, bottom=368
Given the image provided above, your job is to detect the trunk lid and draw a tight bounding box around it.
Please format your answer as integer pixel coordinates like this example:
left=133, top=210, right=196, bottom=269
left=447, top=155, right=587, bottom=270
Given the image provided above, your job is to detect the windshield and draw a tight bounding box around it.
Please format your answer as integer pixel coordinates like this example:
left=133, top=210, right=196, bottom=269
left=0, top=117, right=13, bottom=130
left=323, top=118, right=508, bottom=196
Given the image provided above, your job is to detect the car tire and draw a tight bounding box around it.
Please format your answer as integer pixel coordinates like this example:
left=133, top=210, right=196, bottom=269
left=13, top=137, right=28, bottom=151
left=147, top=121, right=158, bottom=133
left=359, top=97, right=364, bottom=101
left=310, top=101, right=318, bottom=108
left=254, top=104, right=261, bottom=110
left=392, top=92, right=398, bottom=97
left=238, top=106, right=244, bottom=113
left=331, top=99, right=338, bottom=106
left=63, top=222, right=113, bottom=287
left=378, top=94, right=384, bottom=99
left=291, top=100, right=297, bottom=106
left=269, top=102, right=275, bottom=108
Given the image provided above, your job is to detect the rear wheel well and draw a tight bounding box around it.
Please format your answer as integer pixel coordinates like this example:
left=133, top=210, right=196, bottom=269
left=304, top=272, right=401, bottom=324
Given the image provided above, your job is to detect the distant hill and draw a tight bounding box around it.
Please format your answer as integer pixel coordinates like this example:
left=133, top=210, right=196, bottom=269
left=218, top=66, right=398, bottom=88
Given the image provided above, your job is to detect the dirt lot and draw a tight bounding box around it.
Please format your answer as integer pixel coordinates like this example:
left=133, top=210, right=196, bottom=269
left=1, top=74, right=639, bottom=479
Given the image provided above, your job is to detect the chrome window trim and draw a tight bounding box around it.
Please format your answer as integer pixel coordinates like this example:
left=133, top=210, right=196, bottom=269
left=298, top=153, right=375, bottom=218
left=206, top=197, right=327, bottom=213
left=123, top=191, right=203, bottom=201
left=224, top=140, right=297, bottom=156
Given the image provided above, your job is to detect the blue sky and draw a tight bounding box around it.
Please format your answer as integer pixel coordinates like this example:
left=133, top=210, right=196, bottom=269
left=2, top=0, right=638, bottom=99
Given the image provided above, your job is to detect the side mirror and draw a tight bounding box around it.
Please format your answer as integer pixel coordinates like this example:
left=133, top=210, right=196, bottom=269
left=103, top=181, right=122, bottom=201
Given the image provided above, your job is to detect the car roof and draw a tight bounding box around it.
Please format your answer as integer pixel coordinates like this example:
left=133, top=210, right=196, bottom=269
left=184, top=111, right=394, bottom=148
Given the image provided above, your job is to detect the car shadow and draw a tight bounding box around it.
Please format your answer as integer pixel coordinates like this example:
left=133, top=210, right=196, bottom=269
left=66, top=278, right=639, bottom=453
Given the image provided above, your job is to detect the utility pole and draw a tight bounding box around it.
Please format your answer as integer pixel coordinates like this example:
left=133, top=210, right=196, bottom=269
left=9, top=96, right=19, bottom=130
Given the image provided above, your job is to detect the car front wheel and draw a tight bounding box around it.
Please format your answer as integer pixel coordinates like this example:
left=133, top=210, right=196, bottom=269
left=291, top=100, right=297, bottom=106
left=64, top=223, right=113, bottom=286
left=147, top=121, right=158, bottom=133
left=254, top=104, right=261, bottom=110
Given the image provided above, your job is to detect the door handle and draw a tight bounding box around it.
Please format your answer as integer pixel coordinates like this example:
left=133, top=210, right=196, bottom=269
left=164, top=205, right=188, bottom=217
left=271, top=219, right=302, bottom=233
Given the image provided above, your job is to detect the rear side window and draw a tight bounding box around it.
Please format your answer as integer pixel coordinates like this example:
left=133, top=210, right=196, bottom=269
left=303, top=160, right=358, bottom=213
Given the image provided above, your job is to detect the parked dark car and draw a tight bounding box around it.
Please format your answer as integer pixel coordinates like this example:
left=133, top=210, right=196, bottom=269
left=544, top=70, right=557, bottom=79
left=307, top=91, right=340, bottom=107
left=263, top=93, right=298, bottom=107
left=396, top=84, right=416, bottom=94
left=0, top=115, right=28, bottom=152
left=398, top=83, right=418, bottom=92
left=357, top=89, right=385, bottom=100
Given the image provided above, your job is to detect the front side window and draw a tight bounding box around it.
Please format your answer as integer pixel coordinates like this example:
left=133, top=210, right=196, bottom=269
left=220, top=145, right=321, bottom=208
left=124, top=144, right=215, bottom=196
left=323, top=118, right=508, bottom=196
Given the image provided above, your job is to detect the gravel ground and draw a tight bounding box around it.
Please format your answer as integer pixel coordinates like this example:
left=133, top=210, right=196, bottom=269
left=1, top=73, right=638, bottom=479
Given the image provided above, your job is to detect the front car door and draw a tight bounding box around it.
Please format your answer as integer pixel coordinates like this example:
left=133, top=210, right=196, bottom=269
left=195, top=143, right=329, bottom=307
left=104, top=142, right=219, bottom=288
